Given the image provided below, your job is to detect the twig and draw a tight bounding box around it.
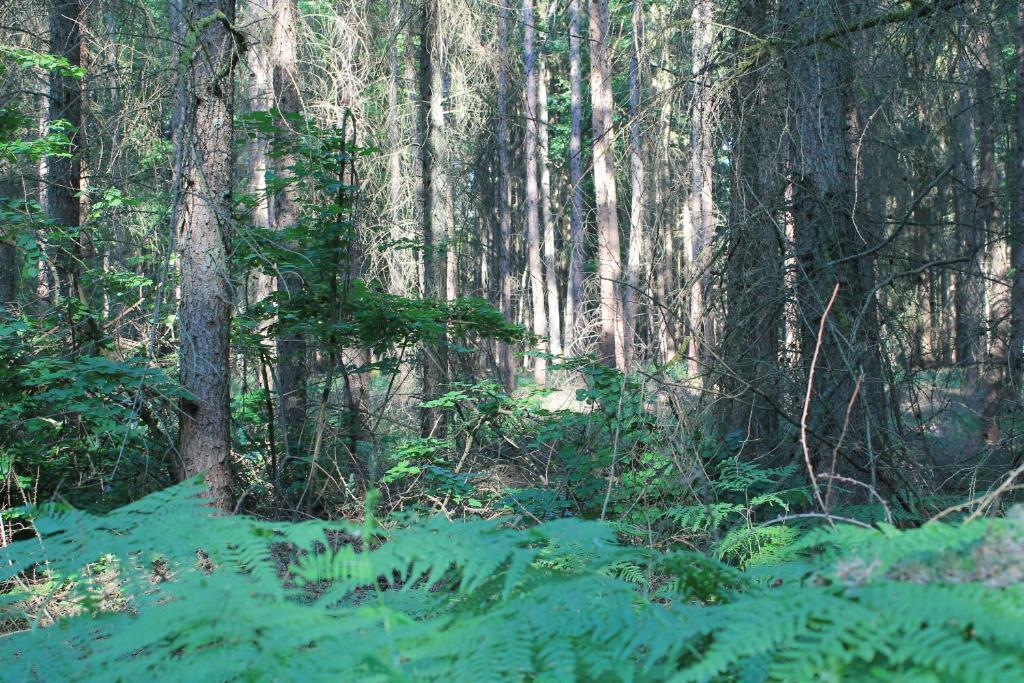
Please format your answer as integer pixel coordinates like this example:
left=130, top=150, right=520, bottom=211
left=802, top=283, right=840, bottom=520
left=816, top=473, right=893, bottom=524
left=760, top=512, right=875, bottom=530
left=825, top=373, right=863, bottom=509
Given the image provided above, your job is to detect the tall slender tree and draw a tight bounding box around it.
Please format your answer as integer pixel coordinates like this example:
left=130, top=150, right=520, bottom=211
left=175, top=0, right=239, bottom=509
left=419, top=0, right=452, bottom=431
left=47, top=0, right=90, bottom=347
left=1012, top=2, right=1024, bottom=386
left=565, top=0, right=586, bottom=356
left=623, top=0, right=644, bottom=369
left=271, top=0, right=309, bottom=461
left=686, top=0, right=715, bottom=382
left=523, top=0, right=548, bottom=385
left=496, top=0, right=515, bottom=388
left=588, top=0, right=623, bottom=369
left=537, top=8, right=560, bottom=359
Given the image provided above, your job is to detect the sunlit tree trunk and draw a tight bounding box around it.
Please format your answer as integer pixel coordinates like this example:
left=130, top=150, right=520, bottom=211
left=48, top=0, right=94, bottom=349
left=564, top=0, right=586, bottom=356
left=650, top=12, right=677, bottom=363
left=588, top=0, right=623, bottom=369
left=175, top=0, right=238, bottom=510
left=270, top=0, right=309, bottom=461
left=523, top=0, right=548, bottom=385
left=623, top=0, right=644, bottom=370
left=687, top=0, right=715, bottom=383
left=496, top=0, right=515, bottom=388
left=419, top=0, right=452, bottom=431
left=387, top=0, right=406, bottom=295
left=954, top=33, right=983, bottom=386
left=538, top=30, right=561, bottom=359
left=976, top=17, right=1009, bottom=435
left=1011, top=3, right=1024, bottom=389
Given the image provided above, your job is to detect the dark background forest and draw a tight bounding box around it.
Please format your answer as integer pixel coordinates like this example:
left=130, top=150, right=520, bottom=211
left=2, top=0, right=1024, bottom=680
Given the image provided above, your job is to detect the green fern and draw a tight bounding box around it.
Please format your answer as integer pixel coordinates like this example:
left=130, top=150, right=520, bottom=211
left=3, top=481, right=1024, bottom=682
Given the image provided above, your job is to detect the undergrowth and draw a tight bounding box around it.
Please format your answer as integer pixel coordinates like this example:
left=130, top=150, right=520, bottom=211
left=2, top=480, right=1023, bottom=682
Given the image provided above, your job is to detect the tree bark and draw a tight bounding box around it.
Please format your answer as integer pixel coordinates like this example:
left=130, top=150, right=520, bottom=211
left=1011, top=2, right=1024, bottom=389
left=496, top=0, right=515, bottom=389
left=419, top=0, right=452, bottom=431
left=687, top=0, right=715, bottom=383
left=387, top=0, right=406, bottom=295
left=588, top=0, right=623, bottom=369
left=787, top=0, right=892, bottom=479
left=719, top=0, right=782, bottom=454
left=976, top=16, right=1009, bottom=436
left=175, top=0, right=238, bottom=510
left=47, top=0, right=93, bottom=348
left=623, top=0, right=644, bottom=370
left=178, top=0, right=239, bottom=507
left=524, top=0, right=548, bottom=385
left=953, top=36, right=984, bottom=385
left=271, top=0, right=309, bottom=465
left=565, top=0, right=586, bottom=356
left=538, top=29, right=561, bottom=359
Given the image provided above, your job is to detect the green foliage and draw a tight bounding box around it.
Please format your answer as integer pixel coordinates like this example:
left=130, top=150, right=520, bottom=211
left=4, top=482, right=1024, bottom=682
left=0, top=318, right=181, bottom=507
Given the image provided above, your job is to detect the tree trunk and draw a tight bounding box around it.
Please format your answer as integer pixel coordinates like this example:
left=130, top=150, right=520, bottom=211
left=387, top=0, right=406, bottom=295
left=954, top=38, right=984, bottom=386
left=175, top=0, right=238, bottom=510
left=1011, top=2, right=1024, bottom=390
left=271, top=0, right=309, bottom=466
left=622, top=0, right=644, bottom=371
left=588, top=0, right=623, bottom=369
left=496, top=0, right=515, bottom=389
left=787, top=0, right=892, bottom=481
left=976, top=19, right=1008, bottom=437
left=650, top=14, right=677, bottom=364
left=687, top=0, right=715, bottom=383
left=47, top=0, right=93, bottom=348
left=565, top=0, right=586, bottom=356
left=538, top=33, right=561, bottom=359
left=419, top=0, right=452, bottom=431
left=719, top=0, right=781, bottom=455
left=524, top=0, right=548, bottom=385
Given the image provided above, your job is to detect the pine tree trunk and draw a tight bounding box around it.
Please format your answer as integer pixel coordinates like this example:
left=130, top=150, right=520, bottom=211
left=588, top=0, right=623, bottom=369
left=48, top=0, right=92, bottom=348
left=175, top=0, right=238, bottom=510
left=976, top=21, right=1009, bottom=436
left=1011, top=3, right=1024, bottom=389
left=623, top=0, right=644, bottom=370
left=787, top=0, right=892, bottom=480
left=387, top=0, right=406, bottom=295
left=687, top=0, right=715, bottom=383
left=538, top=43, right=561, bottom=359
left=420, top=0, right=452, bottom=431
left=524, top=0, right=548, bottom=385
left=719, top=0, right=781, bottom=454
left=954, top=38, right=984, bottom=385
left=270, top=0, right=309, bottom=464
left=565, top=0, right=586, bottom=356
left=496, top=0, right=515, bottom=389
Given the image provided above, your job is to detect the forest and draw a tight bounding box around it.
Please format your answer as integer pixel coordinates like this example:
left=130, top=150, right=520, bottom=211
left=2, top=0, right=1024, bottom=679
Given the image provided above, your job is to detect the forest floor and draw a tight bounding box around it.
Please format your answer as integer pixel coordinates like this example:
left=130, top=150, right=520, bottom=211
left=903, top=369, right=1022, bottom=500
